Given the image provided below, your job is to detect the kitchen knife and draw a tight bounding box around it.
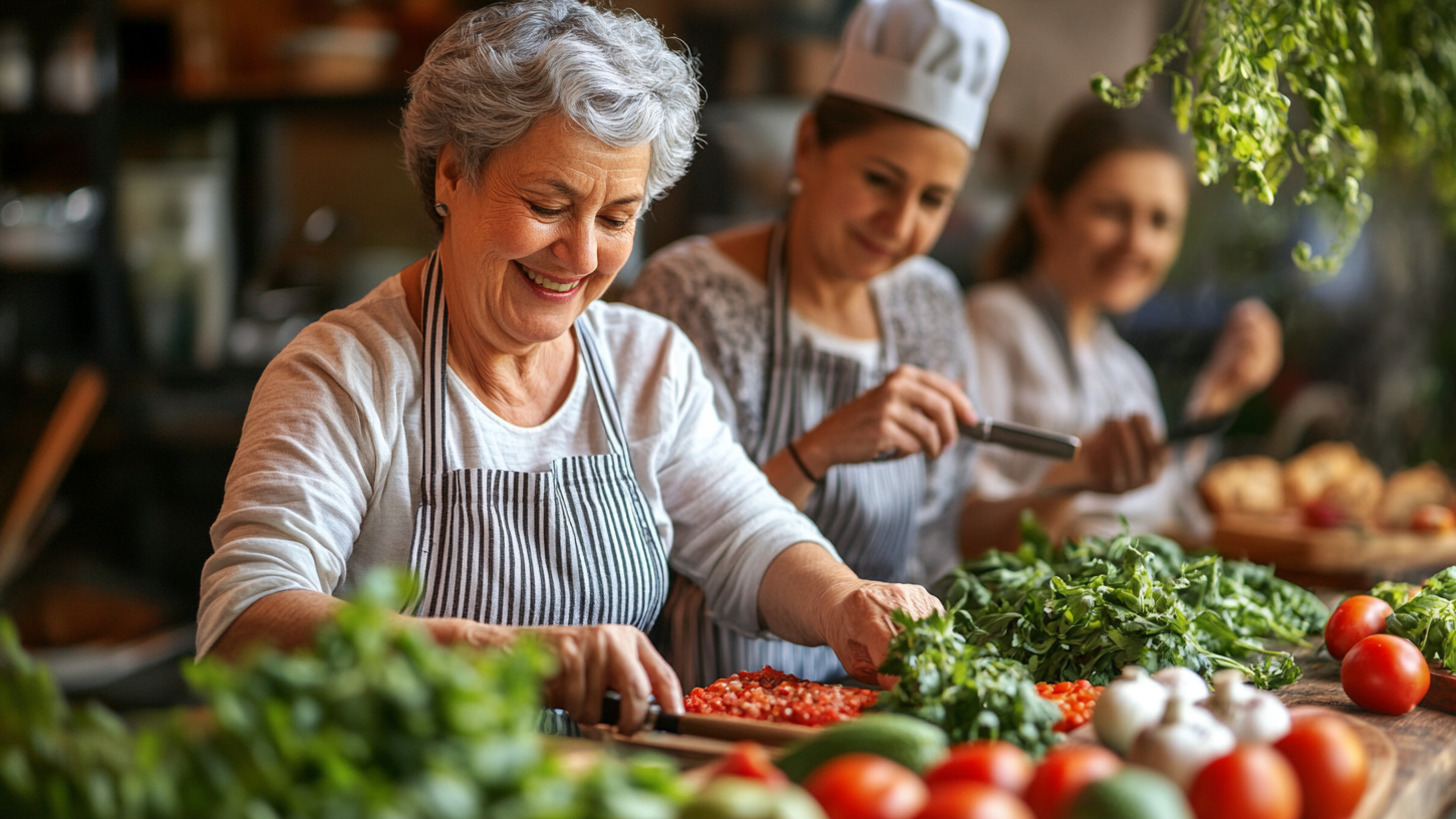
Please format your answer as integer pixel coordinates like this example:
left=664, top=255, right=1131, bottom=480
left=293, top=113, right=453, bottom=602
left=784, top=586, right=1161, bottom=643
left=960, top=418, right=1081, bottom=460
left=1165, top=410, right=1238, bottom=443
left=597, top=692, right=816, bottom=745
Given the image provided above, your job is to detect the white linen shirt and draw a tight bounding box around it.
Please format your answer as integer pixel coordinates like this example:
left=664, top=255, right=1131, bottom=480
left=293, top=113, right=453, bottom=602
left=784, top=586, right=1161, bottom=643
left=197, top=274, right=835, bottom=655
left=966, top=278, right=1211, bottom=540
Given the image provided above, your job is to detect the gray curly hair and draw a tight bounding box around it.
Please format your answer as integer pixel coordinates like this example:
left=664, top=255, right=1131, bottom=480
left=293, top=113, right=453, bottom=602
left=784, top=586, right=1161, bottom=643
left=402, top=0, right=702, bottom=229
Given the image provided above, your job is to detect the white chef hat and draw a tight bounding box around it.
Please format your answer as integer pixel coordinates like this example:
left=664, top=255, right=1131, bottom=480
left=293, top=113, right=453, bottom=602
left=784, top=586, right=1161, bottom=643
left=825, top=0, right=1009, bottom=149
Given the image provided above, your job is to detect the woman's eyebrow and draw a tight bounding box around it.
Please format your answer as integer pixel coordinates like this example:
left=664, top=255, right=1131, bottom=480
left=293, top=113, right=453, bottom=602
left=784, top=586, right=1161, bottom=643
left=540, top=178, right=644, bottom=207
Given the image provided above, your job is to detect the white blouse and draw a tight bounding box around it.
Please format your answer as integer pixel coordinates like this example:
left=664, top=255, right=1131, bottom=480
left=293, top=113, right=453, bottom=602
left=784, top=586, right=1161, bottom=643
left=966, top=277, right=1212, bottom=541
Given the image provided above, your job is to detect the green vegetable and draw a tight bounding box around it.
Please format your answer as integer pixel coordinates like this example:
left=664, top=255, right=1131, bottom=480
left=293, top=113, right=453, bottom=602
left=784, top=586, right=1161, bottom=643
left=679, top=777, right=826, bottom=819
left=774, top=712, right=949, bottom=782
left=1381, top=566, right=1456, bottom=672
left=875, top=609, right=1064, bottom=757
left=0, top=569, right=690, bottom=819
left=941, top=519, right=1326, bottom=689
left=1093, top=0, right=1456, bottom=273
left=1067, top=767, right=1193, bottom=819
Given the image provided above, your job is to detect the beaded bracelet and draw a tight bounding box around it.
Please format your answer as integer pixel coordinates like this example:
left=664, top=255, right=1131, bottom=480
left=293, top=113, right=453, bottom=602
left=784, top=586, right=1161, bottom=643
left=785, top=440, right=824, bottom=485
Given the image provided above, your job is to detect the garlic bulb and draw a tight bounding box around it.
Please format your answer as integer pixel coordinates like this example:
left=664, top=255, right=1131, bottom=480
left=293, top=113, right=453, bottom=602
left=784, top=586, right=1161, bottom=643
left=1151, top=665, right=1210, bottom=704
left=1127, top=694, right=1235, bottom=789
left=1092, top=665, right=1169, bottom=755
left=1206, top=668, right=1291, bottom=744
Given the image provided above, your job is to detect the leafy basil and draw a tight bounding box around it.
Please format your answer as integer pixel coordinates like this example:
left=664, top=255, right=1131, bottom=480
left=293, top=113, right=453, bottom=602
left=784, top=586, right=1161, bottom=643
left=1094, top=0, right=1456, bottom=273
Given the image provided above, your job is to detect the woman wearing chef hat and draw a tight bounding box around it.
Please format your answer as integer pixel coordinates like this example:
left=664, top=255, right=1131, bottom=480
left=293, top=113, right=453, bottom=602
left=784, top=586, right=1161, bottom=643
left=626, top=0, right=1009, bottom=687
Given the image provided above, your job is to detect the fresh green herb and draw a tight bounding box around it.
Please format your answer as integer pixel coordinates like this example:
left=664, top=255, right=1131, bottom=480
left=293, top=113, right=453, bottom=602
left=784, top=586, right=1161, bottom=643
left=1382, top=566, right=1456, bottom=672
left=0, top=570, right=689, bottom=819
left=1093, top=0, right=1456, bottom=273
left=876, top=609, right=1064, bottom=757
left=940, top=520, right=1325, bottom=690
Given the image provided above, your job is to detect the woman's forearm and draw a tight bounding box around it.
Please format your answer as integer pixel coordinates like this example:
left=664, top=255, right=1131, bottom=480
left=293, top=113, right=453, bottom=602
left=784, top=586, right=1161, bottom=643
left=755, top=541, right=860, bottom=644
left=207, top=588, right=520, bottom=660
left=206, top=589, right=346, bottom=660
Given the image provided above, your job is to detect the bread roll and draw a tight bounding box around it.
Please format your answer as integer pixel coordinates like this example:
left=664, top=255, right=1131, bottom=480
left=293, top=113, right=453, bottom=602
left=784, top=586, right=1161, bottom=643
left=1199, top=455, right=1286, bottom=515
left=1379, top=463, right=1455, bottom=529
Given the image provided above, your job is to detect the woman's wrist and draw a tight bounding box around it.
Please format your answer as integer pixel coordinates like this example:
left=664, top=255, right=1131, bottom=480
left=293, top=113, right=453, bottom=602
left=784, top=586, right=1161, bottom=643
left=786, top=435, right=829, bottom=485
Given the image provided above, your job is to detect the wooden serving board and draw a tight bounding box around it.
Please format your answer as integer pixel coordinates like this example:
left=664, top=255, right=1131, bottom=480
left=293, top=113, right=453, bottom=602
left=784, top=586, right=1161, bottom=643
left=1419, top=667, right=1456, bottom=715
left=1208, top=512, right=1456, bottom=586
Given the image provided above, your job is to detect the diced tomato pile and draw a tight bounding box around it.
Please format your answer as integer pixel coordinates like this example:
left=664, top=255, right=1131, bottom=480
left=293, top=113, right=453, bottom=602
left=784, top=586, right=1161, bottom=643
left=683, top=665, right=881, bottom=726
left=1035, top=679, right=1103, bottom=733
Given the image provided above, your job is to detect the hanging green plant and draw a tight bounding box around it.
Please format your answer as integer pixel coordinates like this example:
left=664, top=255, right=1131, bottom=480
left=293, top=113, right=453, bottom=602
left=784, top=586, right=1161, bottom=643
left=1092, top=0, right=1456, bottom=273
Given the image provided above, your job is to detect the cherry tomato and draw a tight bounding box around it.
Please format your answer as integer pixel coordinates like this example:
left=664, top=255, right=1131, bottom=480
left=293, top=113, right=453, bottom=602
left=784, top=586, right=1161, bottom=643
left=1188, top=744, right=1301, bottom=819
left=803, top=753, right=928, bottom=819
left=1324, top=595, right=1393, bottom=660
left=1411, top=503, right=1456, bottom=533
left=1022, top=744, right=1121, bottom=819
left=915, top=781, right=1035, bottom=819
left=1303, top=498, right=1346, bottom=528
left=705, top=741, right=788, bottom=787
left=923, top=741, right=1035, bottom=795
left=1273, top=711, right=1368, bottom=819
left=1341, top=633, right=1431, bottom=715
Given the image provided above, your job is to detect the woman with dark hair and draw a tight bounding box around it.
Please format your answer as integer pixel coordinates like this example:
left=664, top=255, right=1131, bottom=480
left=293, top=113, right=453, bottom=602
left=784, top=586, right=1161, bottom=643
left=626, top=0, right=1009, bottom=687
left=963, top=96, right=1283, bottom=547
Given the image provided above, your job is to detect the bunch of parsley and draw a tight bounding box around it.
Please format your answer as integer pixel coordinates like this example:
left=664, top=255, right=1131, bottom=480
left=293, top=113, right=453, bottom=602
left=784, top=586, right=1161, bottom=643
left=939, top=522, right=1327, bottom=690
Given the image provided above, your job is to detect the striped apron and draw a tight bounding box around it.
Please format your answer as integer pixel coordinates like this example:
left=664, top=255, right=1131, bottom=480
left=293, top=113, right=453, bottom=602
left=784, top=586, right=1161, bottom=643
left=660, top=223, right=926, bottom=688
left=408, top=250, right=668, bottom=640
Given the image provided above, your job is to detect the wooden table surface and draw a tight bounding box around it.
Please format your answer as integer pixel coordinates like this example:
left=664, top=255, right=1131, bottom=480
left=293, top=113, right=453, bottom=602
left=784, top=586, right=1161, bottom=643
left=1279, top=652, right=1456, bottom=819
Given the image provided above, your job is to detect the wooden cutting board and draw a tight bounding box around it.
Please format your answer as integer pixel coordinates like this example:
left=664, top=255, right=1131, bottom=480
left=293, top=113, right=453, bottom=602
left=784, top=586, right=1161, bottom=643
left=1208, top=512, right=1456, bottom=585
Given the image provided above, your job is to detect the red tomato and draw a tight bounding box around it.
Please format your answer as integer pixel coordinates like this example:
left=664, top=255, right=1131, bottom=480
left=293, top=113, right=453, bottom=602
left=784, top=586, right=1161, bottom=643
left=915, top=782, right=1035, bottom=819
left=923, top=741, right=1035, bottom=795
left=706, top=741, right=788, bottom=787
left=1273, top=711, right=1368, bottom=819
left=803, top=753, right=928, bottom=819
left=1324, top=595, right=1394, bottom=660
left=1411, top=503, right=1456, bottom=533
left=1303, top=498, right=1346, bottom=528
left=1022, top=745, right=1121, bottom=819
left=1188, top=745, right=1301, bottom=819
left=1341, top=634, right=1431, bottom=715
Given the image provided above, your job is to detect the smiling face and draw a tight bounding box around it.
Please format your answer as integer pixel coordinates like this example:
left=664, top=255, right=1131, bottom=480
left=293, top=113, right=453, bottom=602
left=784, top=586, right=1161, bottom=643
left=790, top=116, right=971, bottom=285
left=434, top=113, right=651, bottom=355
left=1030, top=148, right=1189, bottom=316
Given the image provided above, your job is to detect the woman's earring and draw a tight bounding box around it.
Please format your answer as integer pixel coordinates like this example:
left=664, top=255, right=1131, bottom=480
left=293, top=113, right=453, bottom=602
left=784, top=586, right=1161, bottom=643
left=787, top=177, right=803, bottom=197
left=434, top=202, right=450, bottom=218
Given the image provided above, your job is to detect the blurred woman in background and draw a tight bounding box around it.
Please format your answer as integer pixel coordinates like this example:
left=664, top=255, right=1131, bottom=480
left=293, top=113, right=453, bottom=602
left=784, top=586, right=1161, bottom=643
left=962, top=96, right=1283, bottom=548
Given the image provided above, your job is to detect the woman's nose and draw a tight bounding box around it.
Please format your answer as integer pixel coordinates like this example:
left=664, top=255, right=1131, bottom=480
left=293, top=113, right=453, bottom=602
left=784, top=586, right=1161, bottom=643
left=554, top=220, right=598, bottom=274
left=877, top=194, right=918, bottom=244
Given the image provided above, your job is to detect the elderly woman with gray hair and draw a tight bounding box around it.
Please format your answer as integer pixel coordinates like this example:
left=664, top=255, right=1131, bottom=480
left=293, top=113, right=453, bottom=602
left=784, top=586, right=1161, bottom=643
left=196, top=0, right=940, bottom=733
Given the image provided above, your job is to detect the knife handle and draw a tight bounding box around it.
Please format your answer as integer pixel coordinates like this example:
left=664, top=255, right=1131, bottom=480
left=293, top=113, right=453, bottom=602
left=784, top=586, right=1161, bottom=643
left=597, top=691, right=668, bottom=732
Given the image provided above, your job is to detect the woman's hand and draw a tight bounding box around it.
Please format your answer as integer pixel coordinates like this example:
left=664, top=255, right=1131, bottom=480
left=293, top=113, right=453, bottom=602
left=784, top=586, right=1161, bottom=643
left=1044, top=413, right=1169, bottom=495
left=815, top=579, right=945, bottom=690
left=1190, top=298, right=1283, bottom=418
left=426, top=618, right=681, bottom=733
left=792, top=364, right=977, bottom=474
